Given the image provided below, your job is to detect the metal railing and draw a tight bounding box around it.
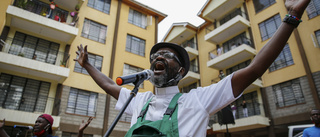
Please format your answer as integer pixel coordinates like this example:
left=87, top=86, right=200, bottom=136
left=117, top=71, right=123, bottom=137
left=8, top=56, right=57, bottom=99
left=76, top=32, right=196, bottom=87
left=189, top=64, right=199, bottom=73
left=219, top=8, right=248, bottom=26
left=181, top=41, right=197, bottom=49
left=1, top=38, right=70, bottom=68
left=1, top=94, right=60, bottom=114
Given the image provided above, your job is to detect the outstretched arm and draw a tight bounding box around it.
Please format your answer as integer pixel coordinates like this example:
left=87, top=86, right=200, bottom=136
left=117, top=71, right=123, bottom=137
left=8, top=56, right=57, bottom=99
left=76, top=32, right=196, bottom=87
left=0, top=119, right=9, bottom=137
left=231, top=0, right=311, bottom=97
left=78, top=117, right=93, bottom=137
left=74, top=44, right=122, bottom=99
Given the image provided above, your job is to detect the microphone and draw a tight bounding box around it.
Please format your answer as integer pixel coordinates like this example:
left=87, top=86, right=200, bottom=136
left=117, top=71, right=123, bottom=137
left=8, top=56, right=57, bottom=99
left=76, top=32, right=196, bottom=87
left=116, top=69, right=154, bottom=85
left=14, top=125, right=33, bottom=130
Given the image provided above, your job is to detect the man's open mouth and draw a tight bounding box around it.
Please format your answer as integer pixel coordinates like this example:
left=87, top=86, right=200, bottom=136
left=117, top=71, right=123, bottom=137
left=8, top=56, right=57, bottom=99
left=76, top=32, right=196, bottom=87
left=153, top=61, right=166, bottom=74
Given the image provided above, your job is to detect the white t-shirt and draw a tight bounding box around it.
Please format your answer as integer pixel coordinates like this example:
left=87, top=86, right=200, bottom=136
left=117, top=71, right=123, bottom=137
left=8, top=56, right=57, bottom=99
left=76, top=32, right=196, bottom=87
left=115, top=73, right=240, bottom=137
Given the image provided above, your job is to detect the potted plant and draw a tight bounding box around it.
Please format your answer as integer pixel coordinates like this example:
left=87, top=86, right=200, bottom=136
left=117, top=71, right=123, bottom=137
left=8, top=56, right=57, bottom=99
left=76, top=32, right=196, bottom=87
left=18, top=53, right=24, bottom=57
left=60, top=60, right=66, bottom=67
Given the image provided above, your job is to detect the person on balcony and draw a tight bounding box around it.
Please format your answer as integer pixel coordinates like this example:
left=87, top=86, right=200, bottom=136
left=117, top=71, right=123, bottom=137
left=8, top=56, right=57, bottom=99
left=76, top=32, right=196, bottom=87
left=74, top=0, right=311, bottom=136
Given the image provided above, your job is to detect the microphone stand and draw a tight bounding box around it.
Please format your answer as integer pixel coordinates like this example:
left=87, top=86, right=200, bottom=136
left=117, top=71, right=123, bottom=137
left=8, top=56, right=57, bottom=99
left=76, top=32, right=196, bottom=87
left=103, top=78, right=144, bottom=137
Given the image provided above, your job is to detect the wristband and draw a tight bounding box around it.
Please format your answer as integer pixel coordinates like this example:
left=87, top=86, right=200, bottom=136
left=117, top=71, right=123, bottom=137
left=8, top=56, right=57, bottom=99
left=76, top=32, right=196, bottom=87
left=283, top=14, right=302, bottom=28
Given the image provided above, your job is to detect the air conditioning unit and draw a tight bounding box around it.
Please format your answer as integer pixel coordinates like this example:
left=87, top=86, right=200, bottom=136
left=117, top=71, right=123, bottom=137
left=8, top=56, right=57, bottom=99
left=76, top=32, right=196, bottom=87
left=311, top=33, right=320, bottom=48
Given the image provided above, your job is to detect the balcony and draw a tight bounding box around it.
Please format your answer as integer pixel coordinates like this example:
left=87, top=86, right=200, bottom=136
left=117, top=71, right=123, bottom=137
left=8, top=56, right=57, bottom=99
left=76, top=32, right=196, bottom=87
left=207, top=44, right=256, bottom=70
left=178, top=65, right=200, bottom=87
left=0, top=108, right=60, bottom=129
left=163, top=23, right=197, bottom=44
left=199, top=0, right=244, bottom=22
left=205, top=15, right=250, bottom=44
left=211, top=115, right=269, bottom=132
left=6, top=1, right=79, bottom=44
left=0, top=39, right=70, bottom=83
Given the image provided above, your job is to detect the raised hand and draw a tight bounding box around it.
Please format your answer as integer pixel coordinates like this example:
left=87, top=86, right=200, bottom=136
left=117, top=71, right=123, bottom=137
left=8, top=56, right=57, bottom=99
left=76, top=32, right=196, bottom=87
left=285, top=0, right=311, bottom=18
left=0, top=119, right=5, bottom=129
left=79, top=117, right=93, bottom=132
left=74, top=44, right=89, bottom=67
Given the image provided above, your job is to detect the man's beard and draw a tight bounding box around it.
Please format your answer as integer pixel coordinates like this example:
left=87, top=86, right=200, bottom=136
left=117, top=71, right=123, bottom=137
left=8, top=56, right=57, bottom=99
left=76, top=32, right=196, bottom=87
left=149, top=60, right=178, bottom=88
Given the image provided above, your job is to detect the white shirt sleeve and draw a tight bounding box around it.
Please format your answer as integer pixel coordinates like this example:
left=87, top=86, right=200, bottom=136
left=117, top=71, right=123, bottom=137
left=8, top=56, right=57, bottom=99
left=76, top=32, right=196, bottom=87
left=193, top=73, right=241, bottom=114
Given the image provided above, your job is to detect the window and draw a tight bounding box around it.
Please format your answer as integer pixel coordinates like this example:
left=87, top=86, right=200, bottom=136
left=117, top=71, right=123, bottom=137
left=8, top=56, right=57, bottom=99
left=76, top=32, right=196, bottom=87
left=273, top=79, right=305, bottom=107
left=82, top=19, right=107, bottom=43
left=181, top=38, right=197, bottom=49
left=87, top=0, right=111, bottom=14
left=259, top=14, right=281, bottom=41
left=128, top=9, right=147, bottom=29
left=66, top=88, right=98, bottom=116
left=315, top=30, right=320, bottom=46
left=253, top=0, right=276, bottom=13
left=269, top=44, right=294, bottom=72
left=62, top=132, right=93, bottom=137
left=123, top=64, right=144, bottom=88
left=9, top=32, right=59, bottom=64
left=306, top=0, right=320, bottom=19
left=120, top=113, right=132, bottom=122
left=0, top=73, right=50, bottom=112
left=74, top=53, right=102, bottom=75
left=226, top=60, right=251, bottom=75
left=126, top=34, right=145, bottom=56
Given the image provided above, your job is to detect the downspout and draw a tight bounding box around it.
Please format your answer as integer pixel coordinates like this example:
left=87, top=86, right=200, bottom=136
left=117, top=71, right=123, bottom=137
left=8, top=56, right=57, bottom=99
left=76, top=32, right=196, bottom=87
left=102, top=0, right=122, bottom=135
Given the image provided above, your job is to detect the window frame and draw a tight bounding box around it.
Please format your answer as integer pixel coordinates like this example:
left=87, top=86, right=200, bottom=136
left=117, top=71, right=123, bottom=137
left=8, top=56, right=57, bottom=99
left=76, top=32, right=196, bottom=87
left=87, top=0, right=111, bottom=14
left=253, top=0, right=276, bottom=13
left=258, top=14, right=281, bottom=41
left=0, top=73, right=50, bottom=113
left=273, top=79, right=305, bottom=108
left=128, top=8, right=147, bottom=29
left=81, top=19, right=107, bottom=44
left=126, top=34, right=146, bottom=56
left=269, top=44, right=294, bottom=72
left=306, top=0, right=320, bottom=19
left=66, top=88, right=98, bottom=117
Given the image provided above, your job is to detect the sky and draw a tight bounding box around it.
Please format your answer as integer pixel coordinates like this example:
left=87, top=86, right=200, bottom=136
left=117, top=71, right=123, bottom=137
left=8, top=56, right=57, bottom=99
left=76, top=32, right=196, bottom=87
left=135, top=0, right=207, bottom=42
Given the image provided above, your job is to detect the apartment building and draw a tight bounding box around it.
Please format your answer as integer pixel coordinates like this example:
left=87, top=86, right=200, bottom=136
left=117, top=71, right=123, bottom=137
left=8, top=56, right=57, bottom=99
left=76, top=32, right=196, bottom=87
left=0, top=0, right=166, bottom=136
left=163, top=0, right=320, bottom=136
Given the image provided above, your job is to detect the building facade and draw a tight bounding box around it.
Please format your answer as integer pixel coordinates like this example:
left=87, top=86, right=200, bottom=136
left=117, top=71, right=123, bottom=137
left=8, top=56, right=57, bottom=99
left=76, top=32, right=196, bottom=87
left=0, top=0, right=166, bottom=136
left=162, top=0, right=320, bottom=136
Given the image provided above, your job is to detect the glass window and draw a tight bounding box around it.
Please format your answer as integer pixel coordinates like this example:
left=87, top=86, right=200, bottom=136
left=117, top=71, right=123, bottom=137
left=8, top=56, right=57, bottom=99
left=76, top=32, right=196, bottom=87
left=66, top=88, right=98, bottom=116
left=126, top=34, right=145, bottom=56
left=258, top=14, right=281, bottom=41
left=74, top=53, right=103, bottom=75
left=0, top=73, right=50, bottom=113
left=190, top=59, right=199, bottom=73
left=128, top=9, right=147, bottom=29
left=222, top=33, right=249, bottom=53
left=87, top=0, right=111, bottom=14
left=9, top=32, right=59, bottom=64
left=253, top=0, right=276, bottom=13
left=273, top=79, right=305, bottom=107
left=269, top=44, right=294, bottom=72
left=306, top=0, right=320, bottom=19
left=81, top=19, right=107, bottom=43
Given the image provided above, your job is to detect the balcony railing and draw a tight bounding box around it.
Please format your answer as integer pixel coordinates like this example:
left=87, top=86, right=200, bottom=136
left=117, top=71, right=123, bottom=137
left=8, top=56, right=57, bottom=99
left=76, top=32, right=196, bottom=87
left=189, top=64, right=199, bottom=73
left=0, top=38, right=70, bottom=68
left=219, top=8, right=247, bottom=26
left=13, top=0, right=78, bottom=25
left=1, top=94, right=60, bottom=114
left=181, top=41, right=197, bottom=50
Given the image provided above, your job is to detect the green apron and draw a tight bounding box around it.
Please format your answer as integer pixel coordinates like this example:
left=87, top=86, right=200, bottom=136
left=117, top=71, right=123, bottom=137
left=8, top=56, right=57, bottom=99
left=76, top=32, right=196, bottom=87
left=125, top=93, right=182, bottom=137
